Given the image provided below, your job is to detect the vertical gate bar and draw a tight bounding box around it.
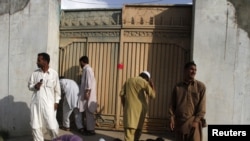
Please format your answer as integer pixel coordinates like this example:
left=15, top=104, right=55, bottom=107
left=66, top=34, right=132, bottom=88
left=115, top=34, right=124, bottom=129
left=159, top=43, right=164, bottom=118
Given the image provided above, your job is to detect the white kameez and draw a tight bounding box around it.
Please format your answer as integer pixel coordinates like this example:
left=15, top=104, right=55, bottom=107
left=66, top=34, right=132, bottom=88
left=28, top=68, right=61, bottom=141
left=59, top=79, right=79, bottom=128
left=59, top=79, right=79, bottom=110
left=78, top=64, right=97, bottom=130
left=78, top=64, right=97, bottom=113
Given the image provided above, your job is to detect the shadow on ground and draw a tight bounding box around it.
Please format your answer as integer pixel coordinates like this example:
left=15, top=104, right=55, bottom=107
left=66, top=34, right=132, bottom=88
left=6, top=129, right=175, bottom=141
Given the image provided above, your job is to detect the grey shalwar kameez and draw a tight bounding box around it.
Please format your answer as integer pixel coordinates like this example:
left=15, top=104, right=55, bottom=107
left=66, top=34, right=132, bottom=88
left=77, top=64, right=97, bottom=131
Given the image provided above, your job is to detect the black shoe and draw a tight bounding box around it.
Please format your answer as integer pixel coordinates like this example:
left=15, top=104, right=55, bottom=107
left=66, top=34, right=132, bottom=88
left=83, top=130, right=96, bottom=136
left=78, top=128, right=85, bottom=134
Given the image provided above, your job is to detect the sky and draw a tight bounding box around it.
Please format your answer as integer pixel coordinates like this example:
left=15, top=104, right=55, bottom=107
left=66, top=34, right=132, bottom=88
left=61, top=0, right=193, bottom=9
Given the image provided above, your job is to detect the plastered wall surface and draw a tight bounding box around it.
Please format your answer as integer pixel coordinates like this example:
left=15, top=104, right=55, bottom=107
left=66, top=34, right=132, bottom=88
left=0, top=0, right=60, bottom=136
left=192, top=0, right=250, bottom=140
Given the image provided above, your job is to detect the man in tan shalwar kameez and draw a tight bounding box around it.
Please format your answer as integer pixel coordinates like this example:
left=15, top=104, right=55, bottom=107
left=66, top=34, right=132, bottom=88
left=120, top=71, right=155, bottom=141
left=169, top=61, right=206, bottom=141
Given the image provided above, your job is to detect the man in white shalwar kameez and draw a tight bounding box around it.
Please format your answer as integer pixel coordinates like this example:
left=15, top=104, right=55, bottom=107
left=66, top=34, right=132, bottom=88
left=76, top=56, right=97, bottom=136
left=59, top=78, right=79, bottom=130
left=28, top=53, right=61, bottom=141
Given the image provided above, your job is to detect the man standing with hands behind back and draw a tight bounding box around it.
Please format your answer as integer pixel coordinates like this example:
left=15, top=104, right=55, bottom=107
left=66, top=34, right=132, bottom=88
left=28, top=52, right=61, bottom=141
left=169, top=61, right=206, bottom=141
left=120, top=71, right=155, bottom=141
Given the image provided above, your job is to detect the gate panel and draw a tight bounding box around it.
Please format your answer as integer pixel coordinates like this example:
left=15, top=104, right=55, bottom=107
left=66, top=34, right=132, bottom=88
left=87, top=42, right=120, bottom=128
left=117, top=42, right=189, bottom=131
left=59, top=41, right=120, bottom=128
left=59, top=42, right=87, bottom=84
left=116, top=5, right=192, bottom=132
left=59, top=5, right=192, bottom=132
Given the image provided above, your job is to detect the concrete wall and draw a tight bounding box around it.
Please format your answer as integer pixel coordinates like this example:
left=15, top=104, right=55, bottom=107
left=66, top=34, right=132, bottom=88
left=0, top=0, right=60, bottom=137
left=192, top=0, right=250, bottom=140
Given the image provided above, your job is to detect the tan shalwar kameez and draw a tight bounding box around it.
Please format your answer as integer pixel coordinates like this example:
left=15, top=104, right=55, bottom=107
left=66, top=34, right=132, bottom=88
left=169, top=79, right=206, bottom=141
left=120, top=76, right=155, bottom=141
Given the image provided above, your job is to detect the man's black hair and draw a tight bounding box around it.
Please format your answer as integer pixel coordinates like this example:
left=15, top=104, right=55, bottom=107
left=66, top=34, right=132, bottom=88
left=38, top=52, right=50, bottom=63
left=184, top=61, right=196, bottom=69
left=59, top=76, right=65, bottom=79
left=79, top=56, right=89, bottom=64
left=139, top=72, right=149, bottom=81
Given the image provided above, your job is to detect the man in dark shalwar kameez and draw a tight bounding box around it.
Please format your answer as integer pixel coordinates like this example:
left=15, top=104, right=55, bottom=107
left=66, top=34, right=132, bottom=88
left=169, top=61, right=206, bottom=141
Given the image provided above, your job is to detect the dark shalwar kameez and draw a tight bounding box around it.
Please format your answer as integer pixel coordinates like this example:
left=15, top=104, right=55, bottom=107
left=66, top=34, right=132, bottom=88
left=169, top=79, right=206, bottom=141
